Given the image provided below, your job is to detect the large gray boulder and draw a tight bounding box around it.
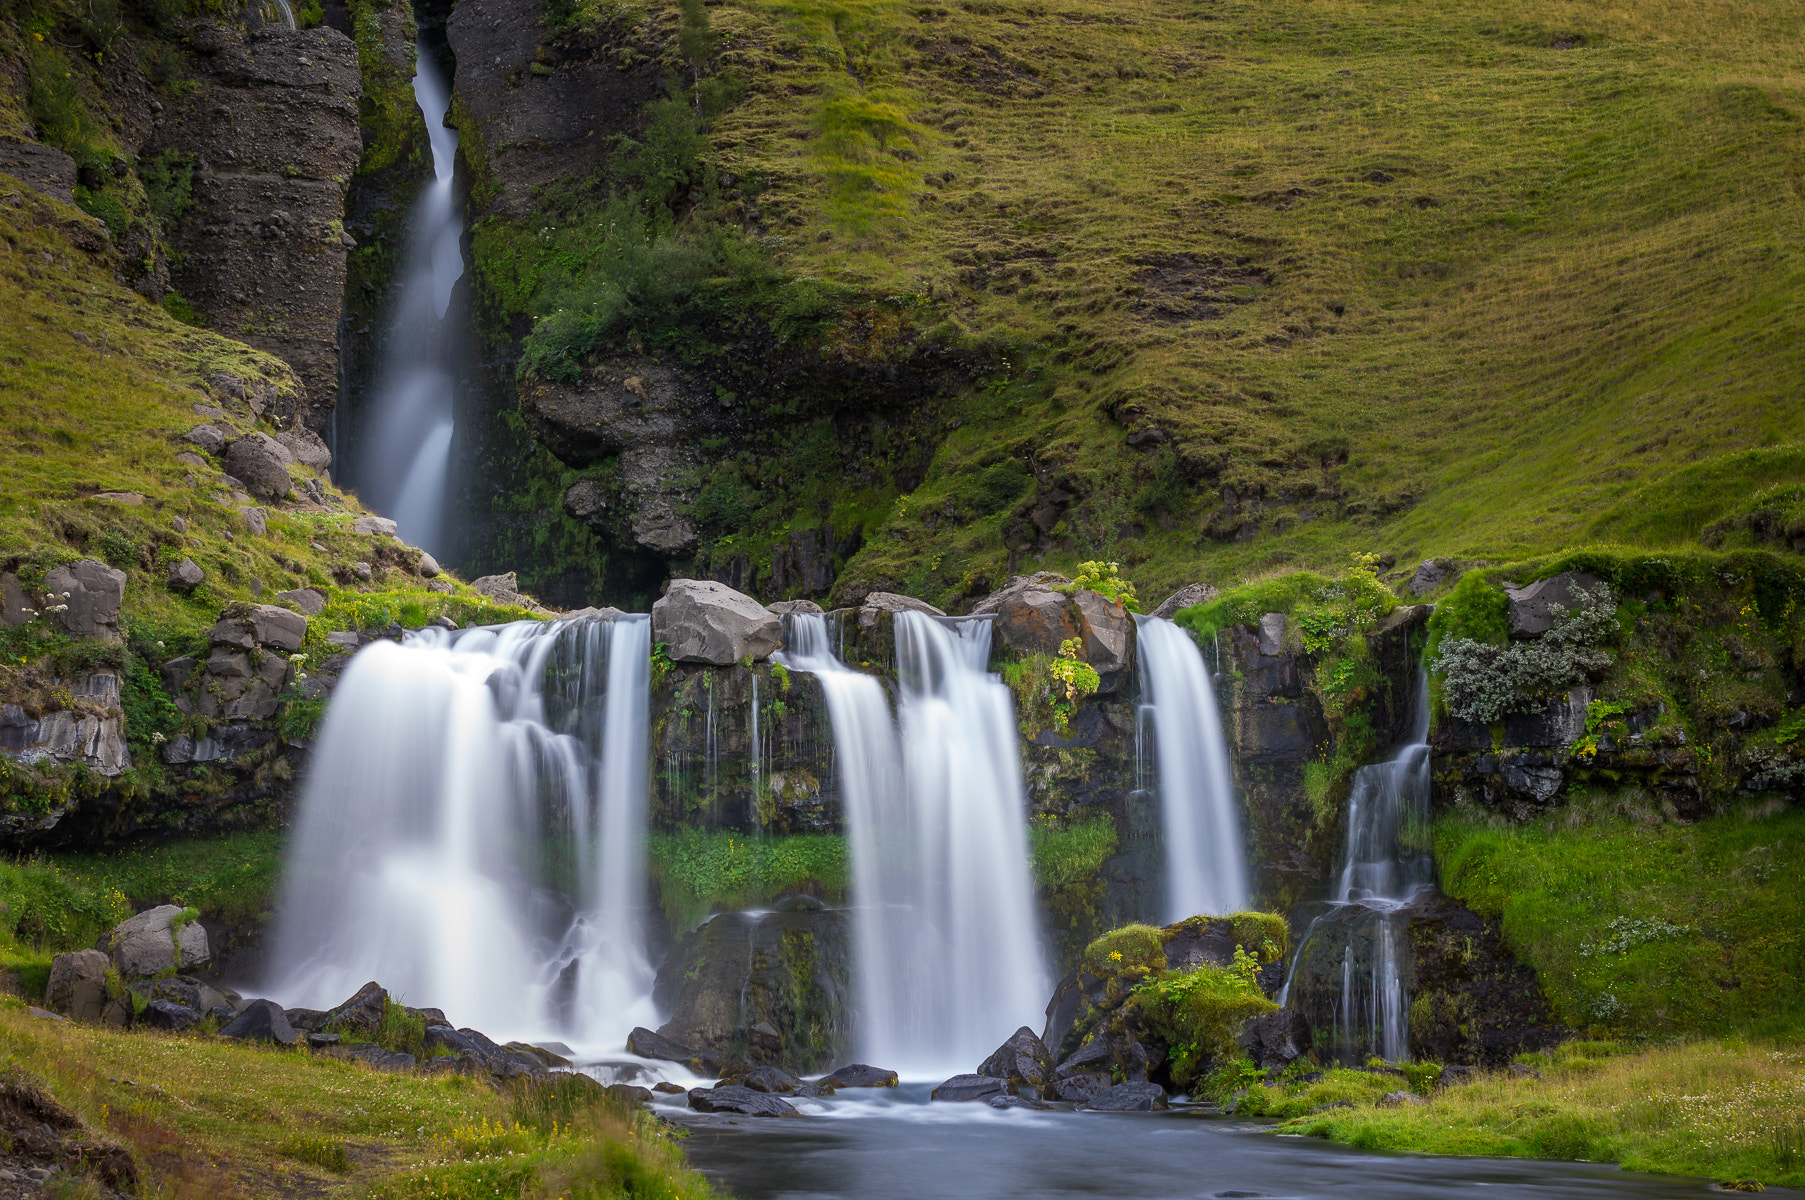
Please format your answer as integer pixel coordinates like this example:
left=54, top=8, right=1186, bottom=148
left=167, top=558, right=205, bottom=593
left=1070, top=589, right=1135, bottom=694
left=182, top=423, right=228, bottom=456
left=1408, top=559, right=1456, bottom=596
left=930, top=1074, right=1008, bottom=1103
left=276, top=425, right=332, bottom=471
left=2, top=573, right=30, bottom=625
left=220, top=999, right=299, bottom=1045
left=45, top=949, right=111, bottom=1022
left=108, top=905, right=209, bottom=979
left=1149, top=582, right=1217, bottom=620
left=42, top=559, right=126, bottom=641
left=352, top=515, right=398, bottom=537
left=973, top=573, right=1077, bottom=657
left=653, top=580, right=783, bottom=665
left=687, top=1085, right=801, bottom=1117
left=209, top=603, right=308, bottom=652
left=767, top=599, right=824, bottom=615
left=275, top=587, right=326, bottom=617
left=1505, top=572, right=1608, bottom=638
left=224, top=432, right=297, bottom=500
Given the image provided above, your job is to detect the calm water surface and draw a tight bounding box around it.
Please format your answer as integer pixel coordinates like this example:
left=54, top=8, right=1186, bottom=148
left=666, top=1084, right=1776, bottom=1200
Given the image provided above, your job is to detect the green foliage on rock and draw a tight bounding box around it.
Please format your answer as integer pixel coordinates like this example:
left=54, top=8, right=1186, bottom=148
left=645, top=829, right=847, bottom=930
left=1129, top=956, right=1275, bottom=1090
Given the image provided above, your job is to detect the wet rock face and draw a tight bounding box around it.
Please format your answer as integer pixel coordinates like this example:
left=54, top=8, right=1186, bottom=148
left=143, top=24, right=362, bottom=429
left=1406, top=893, right=1562, bottom=1066
left=651, top=907, right=852, bottom=1075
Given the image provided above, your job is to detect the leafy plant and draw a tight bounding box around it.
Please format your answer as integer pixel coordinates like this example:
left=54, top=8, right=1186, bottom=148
left=1067, top=561, right=1140, bottom=611
left=1433, top=585, right=1619, bottom=723
left=1130, top=961, right=1276, bottom=1088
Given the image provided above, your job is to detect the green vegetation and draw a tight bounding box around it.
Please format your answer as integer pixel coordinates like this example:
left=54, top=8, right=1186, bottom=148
left=1261, top=1039, right=1805, bottom=1190
left=1029, top=812, right=1116, bottom=892
left=0, top=999, right=716, bottom=1198
left=1436, top=805, right=1805, bottom=1040
left=1130, top=952, right=1274, bottom=1089
left=645, top=829, right=847, bottom=929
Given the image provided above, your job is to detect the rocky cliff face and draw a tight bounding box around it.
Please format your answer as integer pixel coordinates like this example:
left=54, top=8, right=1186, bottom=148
left=144, top=23, right=364, bottom=431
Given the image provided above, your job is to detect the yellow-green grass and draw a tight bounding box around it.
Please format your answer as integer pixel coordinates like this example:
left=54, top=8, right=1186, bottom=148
left=635, top=0, right=1805, bottom=601
left=1258, top=1039, right=1805, bottom=1190
left=1434, top=801, right=1805, bottom=1042
left=0, top=998, right=716, bottom=1199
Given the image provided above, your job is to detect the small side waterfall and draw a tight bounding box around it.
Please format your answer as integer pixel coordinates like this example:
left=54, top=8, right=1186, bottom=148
left=1135, top=616, right=1248, bottom=920
left=778, top=612, right=1047, bottom=1075
left=1279, top=670, right=1433, bottom=1063
left=268, top=616, right=655, bottom=1046
left=350, top=50, right=464, bottom=554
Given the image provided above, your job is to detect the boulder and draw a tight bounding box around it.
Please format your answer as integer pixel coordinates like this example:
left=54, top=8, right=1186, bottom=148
left=652, top=1082, right=687, bottom=1095
left=607, top=1083, right=654, bottom=1106
left=723, top=1064, right=806, bottom=1094
left=45, top=950, right=110, bottom=1022
left=972, top=573, right=1076, bottom=657
left=930, top=1074, right=1008, bottom=1103
left=1437, top=1065, right=1481, bottom=1089
left=417, top=551, right=441, bottom=578
left=183, top=423, right=228, bottom=456
left=1408, top=560, right=1454, bottom=596
left=42, top=559, right=126, bottom=641
left=275, top=587, right=326, bottom=617
left=1051, top=1073, right=1110, bottom=1103
left=860, top=592, right=945, bottom=617
left=209, top=603, right=307, bottom=652
left=276, top=425, right=332, bottom=471
left=219, top=999, right=299, bottom=1045
left=1070, top=589, right=1135, bottom=694
left=1150, top=583, right=1217, bottom=621
left=1505, top=572, right=1607, bottom=639
left=652, top=580, right=783, bottom=665
left=987, top=1093, right=1054, bottom=1110
left=141, top=999, right=202, bottom=1032
left=323, top=981, right=387, bottom=1034
left=1085, top=1081, right=1168, bottom=1111
left=168, top=558, right=205, bottom=593
left=470, top=572, right=543, bottom=610
left=1236, top=1007, right=1313, bottom=1071
left=687, top=1085, right=801, bottom=1117
left=353, top=515, right=398, bottom=537
left=978, top=1026, right=1056, bottom=1094
left=767, top=599, right=823, bottom=615
left=224, top=433, right=297, bottom=500
left=108, top=906, right=209, bottom=979
left=821, top=1064, right=898, bottom=1088
left=330, top=1042, right=416, bottom=1072
left=239, top=506, right=267, bottom=536
left=1378, top=1090, right=1429, bottom=1107
left=626, top=1026, right=724, bottom=1076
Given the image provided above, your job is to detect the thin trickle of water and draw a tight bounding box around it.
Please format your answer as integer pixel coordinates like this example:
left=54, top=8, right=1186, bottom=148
left=267, top=615, right=655, bottom=1048
left=1279, top=669, right=1432, bottom=1063
left=270, top=0, right=296, bottom=29
left=749, top=672, right=762, bottom=823
left=351, top=52, right=464, bottom=555
left=778, top=612, right=1047, bottom=1075
left=1134, top=616, right=1248, bottom=920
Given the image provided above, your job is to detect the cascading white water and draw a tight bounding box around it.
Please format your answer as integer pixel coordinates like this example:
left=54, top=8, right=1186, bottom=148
left=1278, top=670, right=1432, bottom=1063
left=1134, top=615, right=1249, bottom=920
left=352, top=51, right=464, bottom=555
left=267, top=615, right=655, bottom=1046
left=778, top=612, right=1047, bottom=1074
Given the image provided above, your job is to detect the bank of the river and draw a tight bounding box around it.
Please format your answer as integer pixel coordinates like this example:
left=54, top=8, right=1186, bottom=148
left=1237, top=1038, right=1805, bottom=1190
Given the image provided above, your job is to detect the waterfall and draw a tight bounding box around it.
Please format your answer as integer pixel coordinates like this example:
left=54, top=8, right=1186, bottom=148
left=350, top=50, right=464, bottom=555
left=1279, top=670, right=1432, bottom=1063
left=267, top=615, right=655, bottom=1046
left=1134, top=615, right=1248, bottom=920
left=778, top=612, right=1047, bottom=1074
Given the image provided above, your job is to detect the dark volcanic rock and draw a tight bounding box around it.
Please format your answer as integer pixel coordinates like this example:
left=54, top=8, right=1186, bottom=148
left=822, top=1063, right=900, bottom=1088
left=1085, top=1081, right=1168, bottom=1111
left=687, top=1085, right=802, bottom=1117
left=224, top=433, right=297, bottom=500
left=652, top=907, right=851, bottom=1075
left=219, top=999, right=298, bottom=1045
left=323, top=981, right=387, bottom=1035
left=1051, top=1073, right=1110, bottom=1103
left=1504, top=572, right=1607, bottom=639
left=978, top=1026, right=1055, bottom=1094
left=723, top=1064, right=806, bottom=1094
left=142, top=24, right=363, bottom=429
left=627, top=1026, right=724, bottom=1076
left=1236, top=1007, right=1313, bottom=1071
left=141, top=999, right=202, bottom=1032
left=930, top=1074, right=1008, bottom=1103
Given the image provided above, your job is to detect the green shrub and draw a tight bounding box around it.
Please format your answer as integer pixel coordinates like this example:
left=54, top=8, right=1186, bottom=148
left=27, top=44, right=98, bottom=152
left=1129, top=958, right=1276, bottom=1088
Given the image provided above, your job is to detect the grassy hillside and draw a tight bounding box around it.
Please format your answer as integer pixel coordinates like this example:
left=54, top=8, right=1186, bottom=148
left=483, top=0, right=1805, bottom=603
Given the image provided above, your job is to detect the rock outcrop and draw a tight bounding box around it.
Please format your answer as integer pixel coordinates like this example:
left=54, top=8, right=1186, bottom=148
left=41, top=560, right=126, bottom=642
left=45, top=950, right=112, bottom=1024
left=143, top=24, right=363, bottom=429
left=107, top=905, right=210, bottom=979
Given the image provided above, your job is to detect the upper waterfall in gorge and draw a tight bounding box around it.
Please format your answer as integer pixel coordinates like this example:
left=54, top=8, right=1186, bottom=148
left=348, top=50, right=464, bottom=555
left=266, top=615, right=654, bottom=1046
left=778, top=611, right=1047, bottom=1075
left=1134, top=615, right=1249, bottom=920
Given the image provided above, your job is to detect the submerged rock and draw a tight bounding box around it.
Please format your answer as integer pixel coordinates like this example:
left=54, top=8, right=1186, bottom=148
left=687, top=1085, right=802, bottom=1117
left=1085, top=1081, right=1168, bottom=1112
left=930, top=1074, right=1008, bottom=1103
left=821, top=1064, right=899, bottom=1088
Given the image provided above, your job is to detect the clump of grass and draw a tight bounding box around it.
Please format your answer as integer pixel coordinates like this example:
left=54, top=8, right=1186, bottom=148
left=645, top=830, right=848, bottom=929
left=278, top=1133, right=350, bottom=1172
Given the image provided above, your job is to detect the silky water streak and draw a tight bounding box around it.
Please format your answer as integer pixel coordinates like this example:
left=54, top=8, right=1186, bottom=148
left=267, top=615, right=654, bottom=1046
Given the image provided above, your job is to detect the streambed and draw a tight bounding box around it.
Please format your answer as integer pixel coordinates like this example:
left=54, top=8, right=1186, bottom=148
left=667, top=1084, right=1753, bottom=1200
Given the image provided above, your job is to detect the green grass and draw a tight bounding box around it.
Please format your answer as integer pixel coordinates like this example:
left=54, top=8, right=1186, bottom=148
left=1029, top=812, right=1117, bottom=890
left=646, top=829, right=848, bottom=929
left=0, top=998, right=717, bottom=1199
left=1266, top=1038, right=1805, bottom=1190
left=1435, top=803, right=1805, bottom=1041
